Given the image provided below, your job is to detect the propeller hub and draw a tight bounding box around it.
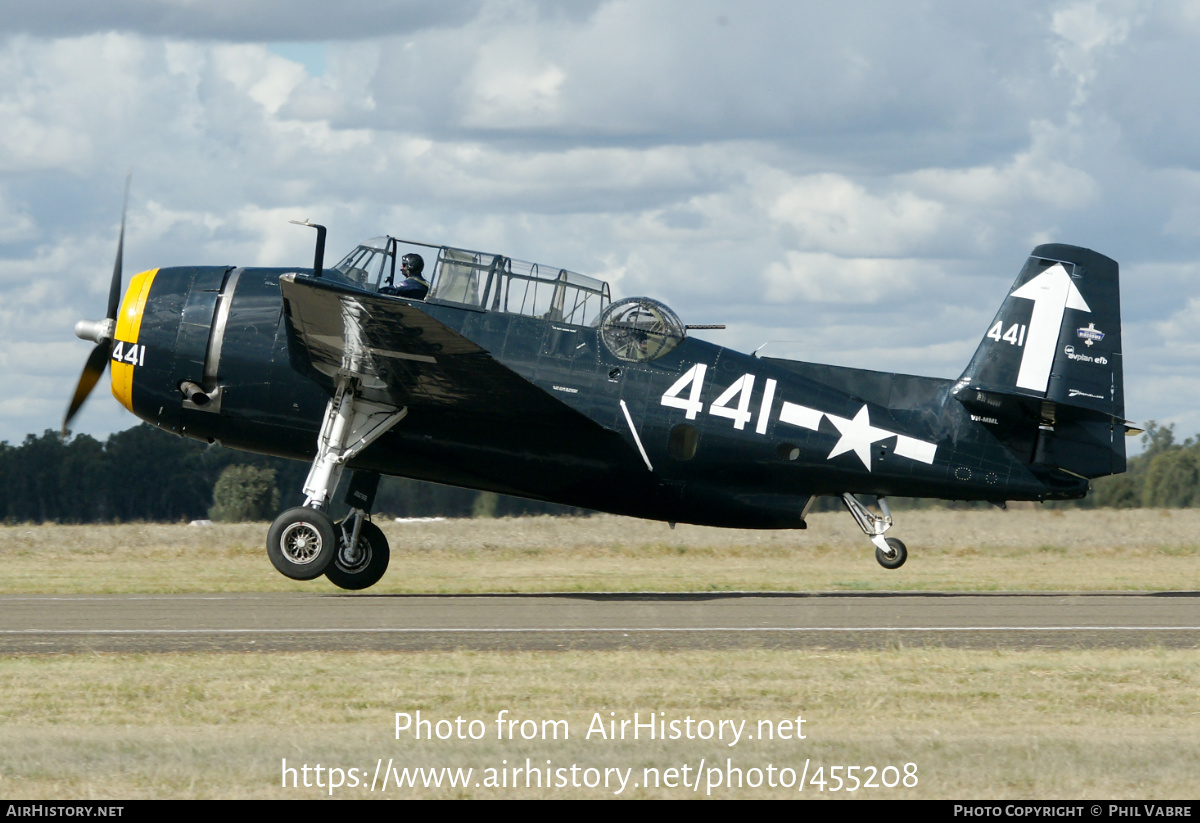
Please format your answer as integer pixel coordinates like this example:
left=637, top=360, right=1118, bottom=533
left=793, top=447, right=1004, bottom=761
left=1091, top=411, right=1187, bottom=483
left=74, top=318, right=116, bottom=344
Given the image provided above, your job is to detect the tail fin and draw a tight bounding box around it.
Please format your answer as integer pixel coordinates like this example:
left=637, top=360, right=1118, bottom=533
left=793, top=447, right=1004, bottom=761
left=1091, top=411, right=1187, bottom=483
left=956, top=244, right=1127, bottom=478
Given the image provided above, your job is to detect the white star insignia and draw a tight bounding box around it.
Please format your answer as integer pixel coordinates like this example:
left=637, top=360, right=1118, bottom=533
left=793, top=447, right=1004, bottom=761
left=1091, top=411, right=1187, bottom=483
left=825, top=405, right=892, bottom=471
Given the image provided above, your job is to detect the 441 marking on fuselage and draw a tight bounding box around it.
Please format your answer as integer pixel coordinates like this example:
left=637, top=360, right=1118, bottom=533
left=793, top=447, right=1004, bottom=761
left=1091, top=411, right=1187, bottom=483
left=659, top=364, right=937, bottom=472
left=110, top=341, right=146, bottom=367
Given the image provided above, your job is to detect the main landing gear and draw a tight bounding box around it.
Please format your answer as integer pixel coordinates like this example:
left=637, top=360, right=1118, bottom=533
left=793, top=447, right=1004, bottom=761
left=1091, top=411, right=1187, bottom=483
left=325, top=513, right=390, bottom=591
left=266, top=507, right=337, bottom=580
left=266, top=377, right=406, bottom=590
left=841, top=493, right=908, bottom=570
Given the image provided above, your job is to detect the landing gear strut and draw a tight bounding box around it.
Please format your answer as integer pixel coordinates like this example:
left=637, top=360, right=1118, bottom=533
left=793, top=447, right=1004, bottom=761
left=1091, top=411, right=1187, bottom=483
left=841, top=493, right=908, bottom=570
left=266, top=377, right=404, bottom=588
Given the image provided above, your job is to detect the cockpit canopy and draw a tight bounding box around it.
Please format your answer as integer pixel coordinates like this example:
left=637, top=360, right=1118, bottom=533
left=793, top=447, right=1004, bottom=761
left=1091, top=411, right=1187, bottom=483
left=599, top=297, right=686, bottom=362
left=330, top=237, right=612, bottom=327
left=331, top=236, right=394, bottom=287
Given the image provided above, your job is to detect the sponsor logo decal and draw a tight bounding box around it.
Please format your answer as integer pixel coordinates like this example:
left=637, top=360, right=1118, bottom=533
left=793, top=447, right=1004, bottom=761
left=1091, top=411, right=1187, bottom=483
left=1062, top=344, right=1108, bottom=365
left=1076, top=322, right=1105, bottom=347
left=1068, top=389, right=1105, bottom=400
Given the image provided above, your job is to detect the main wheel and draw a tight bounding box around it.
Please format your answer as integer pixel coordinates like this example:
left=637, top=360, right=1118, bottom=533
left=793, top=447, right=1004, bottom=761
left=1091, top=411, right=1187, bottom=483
left=875, top=537, right=907, bottom=570
left=325, top=520, right=390, bottom=590
left=267, top=507, right=337, bottom=580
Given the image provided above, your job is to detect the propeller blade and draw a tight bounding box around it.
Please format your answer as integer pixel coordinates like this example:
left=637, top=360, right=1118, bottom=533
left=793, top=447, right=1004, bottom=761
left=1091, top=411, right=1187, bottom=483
left=106, top=173, right=131, bottom=322
left=63, top=340, right=113, bottom=435
left=66, top=174, right=131, bottom=435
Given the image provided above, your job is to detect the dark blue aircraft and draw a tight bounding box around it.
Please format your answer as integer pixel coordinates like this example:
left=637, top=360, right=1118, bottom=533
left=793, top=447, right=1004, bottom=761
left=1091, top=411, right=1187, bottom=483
left=67, top=211, right=1133, bottom=590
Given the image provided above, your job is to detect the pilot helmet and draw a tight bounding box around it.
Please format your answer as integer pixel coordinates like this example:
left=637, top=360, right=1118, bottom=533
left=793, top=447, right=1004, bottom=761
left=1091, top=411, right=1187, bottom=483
left=401, top=253, right=425, bottom=277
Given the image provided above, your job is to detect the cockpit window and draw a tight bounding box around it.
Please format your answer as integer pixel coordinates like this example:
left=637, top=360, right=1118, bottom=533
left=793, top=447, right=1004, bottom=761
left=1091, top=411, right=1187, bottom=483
left=430, top=248, right=494, bottom=306
left=427, top=247, right=611, bottom=326
left=330, top=237, right=394, bottom=289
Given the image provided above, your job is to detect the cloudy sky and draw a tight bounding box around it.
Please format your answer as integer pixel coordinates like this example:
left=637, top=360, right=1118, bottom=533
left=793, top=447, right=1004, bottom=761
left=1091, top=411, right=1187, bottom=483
left=4, top=0, right=1198, bottom=448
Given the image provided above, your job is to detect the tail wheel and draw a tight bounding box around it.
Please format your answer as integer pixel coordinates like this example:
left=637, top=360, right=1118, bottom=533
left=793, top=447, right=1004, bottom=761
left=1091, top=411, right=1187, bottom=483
left=325, top=520, right=390, bottom=590
left=267, top=507, right=337, bottom=580
left=875, top=537, right=907, bottom=570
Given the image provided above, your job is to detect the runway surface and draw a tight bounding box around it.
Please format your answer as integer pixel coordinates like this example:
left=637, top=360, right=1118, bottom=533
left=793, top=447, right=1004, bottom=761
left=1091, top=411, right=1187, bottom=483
left=1, top=592, right=1198, bottom=652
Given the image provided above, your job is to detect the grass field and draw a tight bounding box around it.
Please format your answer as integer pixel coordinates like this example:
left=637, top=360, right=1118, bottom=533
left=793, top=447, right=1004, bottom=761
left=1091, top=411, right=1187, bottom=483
left=1, top=509, right=1198, bottom=799
left=2, top=508, right=1199, bottom=593
left=2, top=649, right=1198, bottom=799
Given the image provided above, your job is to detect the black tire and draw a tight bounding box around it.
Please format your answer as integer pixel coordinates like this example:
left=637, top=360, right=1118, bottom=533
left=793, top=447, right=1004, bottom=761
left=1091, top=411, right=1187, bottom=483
left=266, top=507, right=337, bottom=580
left=875, top=537, right=907, bottom=570
left=325, top=520, right=390, bottom=591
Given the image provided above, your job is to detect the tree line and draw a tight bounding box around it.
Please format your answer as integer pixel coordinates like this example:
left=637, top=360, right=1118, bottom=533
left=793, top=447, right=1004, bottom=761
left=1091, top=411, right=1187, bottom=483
left=0, top=424, right=583, bottom=523
left=0, top=421, right=1189, bottom=523
left=1078, top=421, right=1196, bottom=509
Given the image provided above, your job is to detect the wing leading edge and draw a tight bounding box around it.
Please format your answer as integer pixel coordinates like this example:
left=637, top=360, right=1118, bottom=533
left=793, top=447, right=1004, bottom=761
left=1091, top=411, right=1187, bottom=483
left=278, top=273, right=612, bottom=434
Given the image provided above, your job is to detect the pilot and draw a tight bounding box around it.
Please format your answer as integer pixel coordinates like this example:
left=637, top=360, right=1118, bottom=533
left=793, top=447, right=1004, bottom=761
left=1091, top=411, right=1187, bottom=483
left=381, top=253, right=429, bottom=299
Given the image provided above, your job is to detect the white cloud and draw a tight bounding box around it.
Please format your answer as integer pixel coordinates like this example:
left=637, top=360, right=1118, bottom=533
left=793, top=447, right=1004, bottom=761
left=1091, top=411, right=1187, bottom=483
left=461, top=33, right=566, bottom=129
left=0, top=188, right=38, bottom=243
left=209, top=44, right=307, bottom=116
left=765, top=174, right=947, bottom=258
left=0, top=1, right=1198, bottom=446
left=763, top=252, right=943, bottom=304
left=1051, top=0, right=1140, bottom=105
left=1150, top=295, right=1200, bottom=355
left=904, top=132, right=1100, bottom=211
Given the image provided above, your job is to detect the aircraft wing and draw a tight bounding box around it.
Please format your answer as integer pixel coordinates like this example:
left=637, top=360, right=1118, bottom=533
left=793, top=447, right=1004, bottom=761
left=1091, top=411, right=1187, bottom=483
left=278, top=272, right=606, bottom=430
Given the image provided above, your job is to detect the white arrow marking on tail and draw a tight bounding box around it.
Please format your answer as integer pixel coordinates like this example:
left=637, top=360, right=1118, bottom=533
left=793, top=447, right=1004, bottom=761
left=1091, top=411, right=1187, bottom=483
left=1009, top=263, right=1090, bottom=393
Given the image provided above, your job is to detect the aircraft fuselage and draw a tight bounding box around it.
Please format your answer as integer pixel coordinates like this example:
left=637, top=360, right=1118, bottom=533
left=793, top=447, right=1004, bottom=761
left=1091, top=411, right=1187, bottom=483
left=117, top=264, right=1086, bottom=529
